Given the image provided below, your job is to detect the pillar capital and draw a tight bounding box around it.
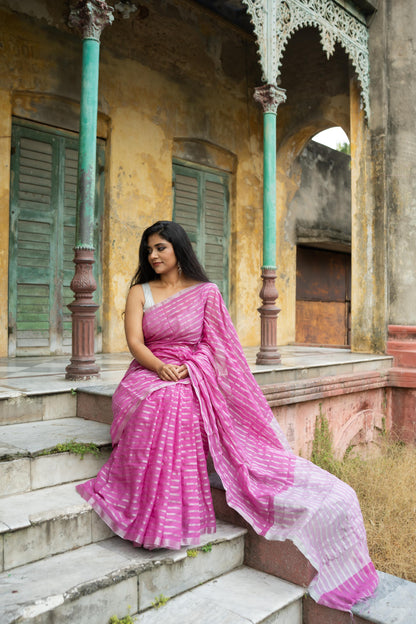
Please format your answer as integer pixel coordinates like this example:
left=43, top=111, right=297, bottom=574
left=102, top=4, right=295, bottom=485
left=69, top=0, right=114, bottom=40
left=254, top=84, right=287, bottom=114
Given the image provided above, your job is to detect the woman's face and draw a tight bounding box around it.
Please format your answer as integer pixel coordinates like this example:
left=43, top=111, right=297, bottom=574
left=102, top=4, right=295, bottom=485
left=146, top=233, right=177, bottom=275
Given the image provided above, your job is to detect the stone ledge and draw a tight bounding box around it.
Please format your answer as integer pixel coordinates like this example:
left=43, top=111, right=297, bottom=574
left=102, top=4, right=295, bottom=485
left=388, top=367, right=416, bottom=388
left=261, top=371, right=387, bottom=407
left=303, top=571, right=416, bottom=624
left=387, top=324, right=416, bottom=368
left=352, top=571, right=416, bottom=624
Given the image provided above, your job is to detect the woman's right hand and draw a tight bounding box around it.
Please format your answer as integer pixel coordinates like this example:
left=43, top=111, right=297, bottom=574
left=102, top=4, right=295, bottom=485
left=157, top=363, right=182, bottom=381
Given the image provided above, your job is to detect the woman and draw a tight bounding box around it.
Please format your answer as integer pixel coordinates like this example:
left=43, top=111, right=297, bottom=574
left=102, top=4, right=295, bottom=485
left=76, top=220, right=378, bottom=612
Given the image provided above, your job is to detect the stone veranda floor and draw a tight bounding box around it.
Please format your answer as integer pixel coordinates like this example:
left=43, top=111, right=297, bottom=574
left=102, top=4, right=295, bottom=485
left=0, top=346, right=392, bottom=399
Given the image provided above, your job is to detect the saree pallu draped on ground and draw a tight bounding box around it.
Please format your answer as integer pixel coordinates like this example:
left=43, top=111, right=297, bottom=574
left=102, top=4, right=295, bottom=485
left=76, top=282, right=378, bottom=611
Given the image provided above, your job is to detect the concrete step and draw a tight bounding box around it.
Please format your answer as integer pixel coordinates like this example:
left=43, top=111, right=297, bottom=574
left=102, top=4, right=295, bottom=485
left=132, top=566, right=304, bottom=624
left=0, top=522, right=246, bottom=624
left=0, top=390, right=76, bottom=426
left=0, top=480, right=114, bottom=571
left=0, top=417, right=111, bottom=496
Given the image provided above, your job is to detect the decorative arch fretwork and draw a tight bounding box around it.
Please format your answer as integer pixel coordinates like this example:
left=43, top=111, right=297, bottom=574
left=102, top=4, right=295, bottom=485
left=242, top=0, right=370, bottom=118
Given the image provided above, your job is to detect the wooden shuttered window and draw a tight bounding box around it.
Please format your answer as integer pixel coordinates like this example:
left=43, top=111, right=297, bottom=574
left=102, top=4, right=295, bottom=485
left=173, top=163, right=229, bottom=304
left=8, top=121, right=104, bottom=355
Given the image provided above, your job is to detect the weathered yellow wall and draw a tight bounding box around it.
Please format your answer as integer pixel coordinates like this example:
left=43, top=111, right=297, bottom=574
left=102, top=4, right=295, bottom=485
left=98, top=50, right=264, bottom=350
left=0, top=2, right=373, bottom=357
left=0, top=3, right=265, bottom=355
left=0, top=89, right=12, bottom=357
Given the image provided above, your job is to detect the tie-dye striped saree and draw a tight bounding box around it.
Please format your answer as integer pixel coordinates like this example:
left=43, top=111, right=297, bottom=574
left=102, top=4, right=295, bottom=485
left=76, top=282, right=378, bottom=611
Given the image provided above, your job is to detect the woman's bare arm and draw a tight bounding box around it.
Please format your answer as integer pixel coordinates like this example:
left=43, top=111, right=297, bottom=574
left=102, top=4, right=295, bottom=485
left=124, top=285, right=185, bottom=381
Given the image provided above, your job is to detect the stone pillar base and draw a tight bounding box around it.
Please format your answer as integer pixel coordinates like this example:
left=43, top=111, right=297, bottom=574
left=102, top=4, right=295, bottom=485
left=65, top=248, right=100, bottom=380
left=256, top=268, right=281, bottom=365
left=387, top=325, right=416, bottom=443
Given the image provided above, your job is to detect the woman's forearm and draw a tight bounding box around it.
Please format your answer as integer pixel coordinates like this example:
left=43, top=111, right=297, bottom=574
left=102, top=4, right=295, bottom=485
left=128, top=340, right=164, bottom=373
left=128, top=340, right=187, bottom=381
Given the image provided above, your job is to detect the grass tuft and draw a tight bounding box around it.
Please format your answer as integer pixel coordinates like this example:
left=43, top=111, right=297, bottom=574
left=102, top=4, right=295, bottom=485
left=151, top=594, right=169, bottom=609
left=39, top=439, right=101, bottom=459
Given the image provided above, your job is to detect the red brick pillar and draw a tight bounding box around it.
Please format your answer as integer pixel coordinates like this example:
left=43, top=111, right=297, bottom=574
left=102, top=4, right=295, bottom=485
left=387, top=325, right=416, bottom=443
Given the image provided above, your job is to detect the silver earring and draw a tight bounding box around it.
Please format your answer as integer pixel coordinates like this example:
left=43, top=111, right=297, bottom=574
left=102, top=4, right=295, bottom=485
left=177, top=262, right=182, bottom=275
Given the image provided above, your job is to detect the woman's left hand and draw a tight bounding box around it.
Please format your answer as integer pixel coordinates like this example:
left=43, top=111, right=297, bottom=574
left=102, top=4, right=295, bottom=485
left=176, top=364, right=189, bottom=379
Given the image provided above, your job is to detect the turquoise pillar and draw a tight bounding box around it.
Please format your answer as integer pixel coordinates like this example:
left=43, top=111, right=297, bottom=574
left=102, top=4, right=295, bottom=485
left=66, top=0, right=113, bottom=380
left=254, top=84, right=287, bottom=365
left=76, top=37, right=100, bottom=248
left=263, top=111, right=277, bottom=269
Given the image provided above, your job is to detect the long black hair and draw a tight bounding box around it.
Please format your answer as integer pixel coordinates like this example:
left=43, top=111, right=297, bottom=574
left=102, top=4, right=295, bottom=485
left=130, top=220, right=210, bottom=286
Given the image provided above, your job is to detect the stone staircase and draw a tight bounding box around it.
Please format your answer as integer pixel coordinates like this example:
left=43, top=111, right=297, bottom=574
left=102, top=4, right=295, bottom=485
left=0, top=400, right=304, bottom=624
left=1, top=387, right=416, bottom=624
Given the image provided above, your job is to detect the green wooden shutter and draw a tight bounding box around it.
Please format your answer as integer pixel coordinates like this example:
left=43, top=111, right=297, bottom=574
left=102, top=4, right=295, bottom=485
left=203, top=176, right=228, bottom=299
left=9, top=121, right=104, bottom=355
left=62, top=145, right=78, bottom=348
left=9, top=132, right=57, bottom=353
left=172, top=169, right=200, bottom=253
left=173, top=162, right=229, bottom=304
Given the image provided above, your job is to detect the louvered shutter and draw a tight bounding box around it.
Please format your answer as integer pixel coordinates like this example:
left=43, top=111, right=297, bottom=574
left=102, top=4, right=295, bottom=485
left=9, top=132, right=56, bottom=353
left=62, top=146, right=78, bottom=348
left=173, top=162, right=229, bottom=304
left=9, top=121, right=104, bottom=355
left=203, top=176, right=228, bottom=298
left=172, top=170, right=200, bottom=253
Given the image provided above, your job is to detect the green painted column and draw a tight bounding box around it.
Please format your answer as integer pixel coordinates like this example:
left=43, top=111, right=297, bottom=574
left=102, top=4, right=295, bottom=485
left=263, top=110, right=277, bottom=269
left=66, top=0, right=113, bottom=380
left=77, top=37, right=100, bottom=248
left=254, top=84, right=287, bottom=365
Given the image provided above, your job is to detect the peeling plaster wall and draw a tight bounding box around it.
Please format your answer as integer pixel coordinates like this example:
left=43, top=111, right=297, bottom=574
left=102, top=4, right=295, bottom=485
left=0, top=1, right=380, bottom=356
left=0, top=0, right=264, bottom=355
left=288, top=141, right=351, bottom=250
left=96, top=1, right=265, bottom=350
left=0, top=90, right=11, bottom=356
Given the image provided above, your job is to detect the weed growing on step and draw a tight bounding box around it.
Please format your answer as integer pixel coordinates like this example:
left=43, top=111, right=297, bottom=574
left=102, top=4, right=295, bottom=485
left=186, top=548, right=198, bottom=558
left=108, top=607, right=136, bottom=623
left=151, top=594, right=169, bottom=609
left=201, top=542, right=212, bottom=553
left=39, top=439, right=101, bottom=459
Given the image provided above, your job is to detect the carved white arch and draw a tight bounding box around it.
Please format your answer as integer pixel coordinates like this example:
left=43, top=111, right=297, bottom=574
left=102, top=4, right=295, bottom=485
left=242, top=0, right=370, bottom=117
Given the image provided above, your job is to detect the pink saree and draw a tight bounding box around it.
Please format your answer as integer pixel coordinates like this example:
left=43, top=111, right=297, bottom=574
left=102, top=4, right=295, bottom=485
left=76, top=282, right=378, bottom=611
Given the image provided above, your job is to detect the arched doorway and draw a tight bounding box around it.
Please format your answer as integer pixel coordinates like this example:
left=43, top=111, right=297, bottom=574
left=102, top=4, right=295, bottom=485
left=293, top=129, right=352, bottom=347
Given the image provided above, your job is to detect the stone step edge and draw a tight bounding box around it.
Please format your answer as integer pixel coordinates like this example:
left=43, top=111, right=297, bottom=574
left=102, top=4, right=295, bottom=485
left=0, top=391, right=77, bottom=427
left=2, top=525, right=247, bottom=622
left=124, top=565, right=305, bottom=624
left=0, top=496, right=94, bottom=535
left=0, top=416, right=111, bottom=462
left=0, top=440, right=112, bottom=462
